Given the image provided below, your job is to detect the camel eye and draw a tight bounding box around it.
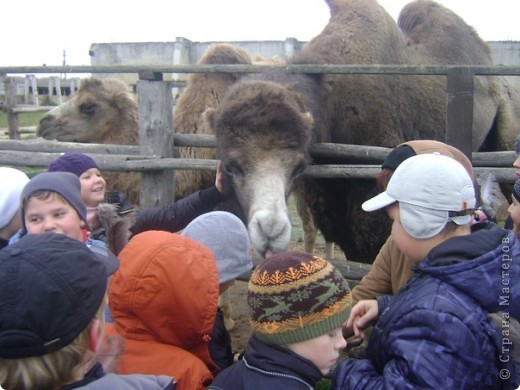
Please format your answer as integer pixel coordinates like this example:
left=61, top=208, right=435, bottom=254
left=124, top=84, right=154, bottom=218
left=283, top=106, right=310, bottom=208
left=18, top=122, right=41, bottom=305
left=223, top=162, right=243, bottom=179
left=292, top=162, right=306, bottom=179
left=79, top=102, right=97, bottom=116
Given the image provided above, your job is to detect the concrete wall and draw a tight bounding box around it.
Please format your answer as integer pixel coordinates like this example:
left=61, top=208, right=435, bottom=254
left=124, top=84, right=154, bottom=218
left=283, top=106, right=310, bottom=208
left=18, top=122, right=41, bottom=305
left=488, top=41, right=520, bottom=66
left=89, top=37, right=304, bottom=87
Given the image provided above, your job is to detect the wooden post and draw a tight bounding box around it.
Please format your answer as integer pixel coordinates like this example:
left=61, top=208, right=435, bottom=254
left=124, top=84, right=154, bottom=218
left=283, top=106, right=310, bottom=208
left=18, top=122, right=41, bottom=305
left=446, top=67, right=474, bottom=159
left=137, top=75, right=174, bottom=208
left=3, top=77, right=20, bottom=140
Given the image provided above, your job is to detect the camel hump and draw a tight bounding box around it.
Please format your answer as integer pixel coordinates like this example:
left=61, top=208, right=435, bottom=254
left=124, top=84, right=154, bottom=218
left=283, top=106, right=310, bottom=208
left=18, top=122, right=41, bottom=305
left=198, top=43, right=252, bottom=65
left=398, top=0, right=491, bottom=64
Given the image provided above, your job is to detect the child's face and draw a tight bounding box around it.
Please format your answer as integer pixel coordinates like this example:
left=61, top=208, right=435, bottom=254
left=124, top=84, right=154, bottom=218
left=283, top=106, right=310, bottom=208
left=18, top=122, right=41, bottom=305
left=508, top=197, right=520, bottom=237
left=387, top=204, right=429, bottom=263
left=286, top=327, right=346, bottom=375
left=24, top=193, right=86, bottom=241
left=79, top=168, right=106, bottom=208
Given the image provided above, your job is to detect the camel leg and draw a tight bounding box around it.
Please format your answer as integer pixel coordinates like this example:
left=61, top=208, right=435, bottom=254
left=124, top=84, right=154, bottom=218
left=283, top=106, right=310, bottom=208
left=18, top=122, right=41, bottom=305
left=325, top=241, right=335, bottom=260
left=294, top=192, right=317, bottom=254
left=294, top=190, right=337, bottom=259
left=218, top=289, right=235, bottom=331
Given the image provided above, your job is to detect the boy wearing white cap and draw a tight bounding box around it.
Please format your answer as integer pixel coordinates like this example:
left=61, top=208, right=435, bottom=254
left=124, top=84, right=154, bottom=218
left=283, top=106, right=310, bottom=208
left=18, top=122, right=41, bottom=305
left=333, top=153, right=519, bottom=389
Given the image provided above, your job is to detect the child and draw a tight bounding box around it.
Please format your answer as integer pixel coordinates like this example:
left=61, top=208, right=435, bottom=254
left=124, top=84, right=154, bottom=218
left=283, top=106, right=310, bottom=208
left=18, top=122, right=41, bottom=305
left=106, top=230, right=220, bottom=390
left=333, top=153, right=519, bottom=389
left=48, top=152, right=134, bottom=247
left=351, top=140, right=476, bottom=305
left=182, top=211, right=254, bottom=370
left=508, top=179, right=520, bottom=238
left=0, top=167, right=29, bottom=249
left=0, top=232, right=175, bottom=389
left=49, top=152, right=228, bottom=244
left=209, top=251, right=352, bottom=389
left=17, top=171, right=91, bottom=243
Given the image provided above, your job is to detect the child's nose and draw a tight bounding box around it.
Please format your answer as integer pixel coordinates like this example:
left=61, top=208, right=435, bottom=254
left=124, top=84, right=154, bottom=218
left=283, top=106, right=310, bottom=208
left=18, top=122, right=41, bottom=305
left=337, top=335, right=347, bottom=350
left=43, top=218, right=57, bottom=230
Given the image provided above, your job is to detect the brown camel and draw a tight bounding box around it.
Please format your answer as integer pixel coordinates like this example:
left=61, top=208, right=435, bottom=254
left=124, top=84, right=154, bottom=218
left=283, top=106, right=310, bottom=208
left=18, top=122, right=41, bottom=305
left=206, top=0, right=520, bottom=262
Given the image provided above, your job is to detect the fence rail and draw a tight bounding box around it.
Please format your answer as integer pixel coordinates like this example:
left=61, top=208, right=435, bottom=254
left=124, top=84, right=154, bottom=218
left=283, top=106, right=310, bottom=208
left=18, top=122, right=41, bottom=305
left=2, top=63, right=519, bottom=207
left=0, top=138, right=515, bottom=181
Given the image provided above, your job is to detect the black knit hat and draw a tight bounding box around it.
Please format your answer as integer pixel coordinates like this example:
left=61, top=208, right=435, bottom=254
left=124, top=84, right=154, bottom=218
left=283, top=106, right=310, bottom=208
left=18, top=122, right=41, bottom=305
left=381, top=144, right=416, bottom=170
left=48, top=152, right=100, bottom=177
left=513, top=179, right=520, bottom=203
left=0, top=233, right=119, bottom=359
left=20, top=172, right=89, bottom=230
left=248, top=251, right=351, bottom=345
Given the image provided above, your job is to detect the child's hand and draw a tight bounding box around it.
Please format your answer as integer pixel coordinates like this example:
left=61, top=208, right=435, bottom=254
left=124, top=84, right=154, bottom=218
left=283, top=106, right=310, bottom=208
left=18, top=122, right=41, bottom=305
left=346, top=300, right=378, bottom=339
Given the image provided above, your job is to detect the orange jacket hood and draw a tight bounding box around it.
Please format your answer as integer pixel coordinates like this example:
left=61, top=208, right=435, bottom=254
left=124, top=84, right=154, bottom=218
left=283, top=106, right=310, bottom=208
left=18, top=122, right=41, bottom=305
left=109, top=230, right=219, bottom=369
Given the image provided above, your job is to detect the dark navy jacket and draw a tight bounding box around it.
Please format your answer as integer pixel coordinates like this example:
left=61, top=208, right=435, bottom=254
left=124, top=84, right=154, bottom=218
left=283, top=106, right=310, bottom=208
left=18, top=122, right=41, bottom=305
left=333, top=224, right=519, bottom=389
left=209, top=308, right=234, bottom=371
left=208, top=335, right=323, bottom=389
left=130, top=187, right=225, bottom=235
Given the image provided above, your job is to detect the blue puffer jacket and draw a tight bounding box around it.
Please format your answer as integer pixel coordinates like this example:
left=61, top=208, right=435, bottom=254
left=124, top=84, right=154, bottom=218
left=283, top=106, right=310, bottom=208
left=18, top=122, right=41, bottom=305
left=208, top=335, right=323, bottom=390
left=333, top=224, right=519, bottom=389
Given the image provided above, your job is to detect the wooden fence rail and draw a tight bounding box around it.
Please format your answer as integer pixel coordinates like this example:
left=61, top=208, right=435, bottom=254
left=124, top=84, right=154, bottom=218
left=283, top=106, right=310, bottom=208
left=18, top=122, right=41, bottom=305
left=0, top=138, right=516, bottom=181
left=2, top=63, right=519, bottom=208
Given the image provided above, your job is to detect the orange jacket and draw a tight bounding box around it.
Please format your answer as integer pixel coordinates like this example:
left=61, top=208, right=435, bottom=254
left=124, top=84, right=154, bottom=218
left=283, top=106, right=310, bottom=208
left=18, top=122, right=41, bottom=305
left=107, top=231, right=220, bottom=390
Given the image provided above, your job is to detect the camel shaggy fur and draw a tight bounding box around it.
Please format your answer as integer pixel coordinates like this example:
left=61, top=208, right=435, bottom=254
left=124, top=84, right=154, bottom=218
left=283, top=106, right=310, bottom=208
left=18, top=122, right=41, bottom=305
left=206, top=0, right=520, bottom=262
left=173, top=43, right=253, bottom=199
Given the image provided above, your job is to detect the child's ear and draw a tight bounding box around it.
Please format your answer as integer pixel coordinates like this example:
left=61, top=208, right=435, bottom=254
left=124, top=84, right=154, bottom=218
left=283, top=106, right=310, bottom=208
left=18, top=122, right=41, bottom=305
left=88, top=319, right=101, bottom=353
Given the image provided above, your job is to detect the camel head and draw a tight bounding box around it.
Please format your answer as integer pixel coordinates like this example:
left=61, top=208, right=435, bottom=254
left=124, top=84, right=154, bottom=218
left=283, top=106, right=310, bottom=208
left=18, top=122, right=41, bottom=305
left=206, top=79, right=313, bottom=257
left=37, top=77, right=138, bottom=145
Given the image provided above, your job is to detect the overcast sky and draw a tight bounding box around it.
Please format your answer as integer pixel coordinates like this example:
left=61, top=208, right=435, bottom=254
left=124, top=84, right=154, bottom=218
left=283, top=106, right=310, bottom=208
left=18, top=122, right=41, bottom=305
left=2, top=0, right=519, bottom=68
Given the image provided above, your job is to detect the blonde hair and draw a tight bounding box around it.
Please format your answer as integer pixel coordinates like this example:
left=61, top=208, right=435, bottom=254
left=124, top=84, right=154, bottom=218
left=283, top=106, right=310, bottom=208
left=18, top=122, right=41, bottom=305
left=0, top=300, right=105, bottom=390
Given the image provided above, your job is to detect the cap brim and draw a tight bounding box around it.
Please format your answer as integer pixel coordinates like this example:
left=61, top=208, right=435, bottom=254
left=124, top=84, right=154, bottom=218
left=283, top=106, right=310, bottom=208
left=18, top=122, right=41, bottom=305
left=87, top=245, right=120, bottom=276
left=362, top=191, right=396, bottom=212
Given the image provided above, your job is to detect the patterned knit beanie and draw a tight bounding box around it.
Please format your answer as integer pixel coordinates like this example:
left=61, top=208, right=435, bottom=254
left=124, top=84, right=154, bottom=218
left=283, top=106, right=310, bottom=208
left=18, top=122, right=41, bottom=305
left=513, top=179, right=520, bottom=203
left=248, top=251, right=351, bottom=346
left=48, top=152, right=100, bottom=177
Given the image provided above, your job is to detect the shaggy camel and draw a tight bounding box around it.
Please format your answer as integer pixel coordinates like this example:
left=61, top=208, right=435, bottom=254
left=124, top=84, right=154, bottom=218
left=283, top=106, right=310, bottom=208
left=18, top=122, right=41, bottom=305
left=207, top=0, right=520, bottom=262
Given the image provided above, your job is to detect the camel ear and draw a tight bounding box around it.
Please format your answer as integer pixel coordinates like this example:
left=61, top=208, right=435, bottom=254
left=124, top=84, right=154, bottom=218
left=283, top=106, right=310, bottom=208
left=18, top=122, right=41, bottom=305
left=203, top=108, right=217, bottom=131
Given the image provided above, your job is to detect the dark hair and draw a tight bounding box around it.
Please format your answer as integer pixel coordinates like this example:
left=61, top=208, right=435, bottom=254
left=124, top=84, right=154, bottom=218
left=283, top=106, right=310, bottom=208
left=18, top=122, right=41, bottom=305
left=376, top=168, right=394, bottom=191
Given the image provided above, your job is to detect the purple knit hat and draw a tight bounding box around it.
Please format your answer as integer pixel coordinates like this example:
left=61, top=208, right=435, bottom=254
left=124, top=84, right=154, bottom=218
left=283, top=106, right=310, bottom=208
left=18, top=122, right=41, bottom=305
left=48, top=152, right=100, bottom=177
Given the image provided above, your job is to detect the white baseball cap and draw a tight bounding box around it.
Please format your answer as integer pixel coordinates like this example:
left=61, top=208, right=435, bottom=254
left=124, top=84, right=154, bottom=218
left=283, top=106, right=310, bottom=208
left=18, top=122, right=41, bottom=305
left=362, top=153, right=476, bottom=239
left=0, top=167, right=30, bottom=229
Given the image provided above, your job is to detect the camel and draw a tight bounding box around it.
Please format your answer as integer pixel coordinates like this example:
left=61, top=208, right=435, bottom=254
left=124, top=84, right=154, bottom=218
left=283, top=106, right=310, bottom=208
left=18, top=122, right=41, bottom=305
left=206, top=0, right=520, bottom=262
left=36, top=77, right=141, bottom=204
left=35, top=47, right=250, bottom=205
left=173, top=43, right=252, bottom=199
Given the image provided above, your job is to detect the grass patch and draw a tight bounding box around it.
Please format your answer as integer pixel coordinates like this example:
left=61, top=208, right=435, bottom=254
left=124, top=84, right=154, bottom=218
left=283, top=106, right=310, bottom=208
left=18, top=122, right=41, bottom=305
left=0, top=111, right=43, bottom=128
